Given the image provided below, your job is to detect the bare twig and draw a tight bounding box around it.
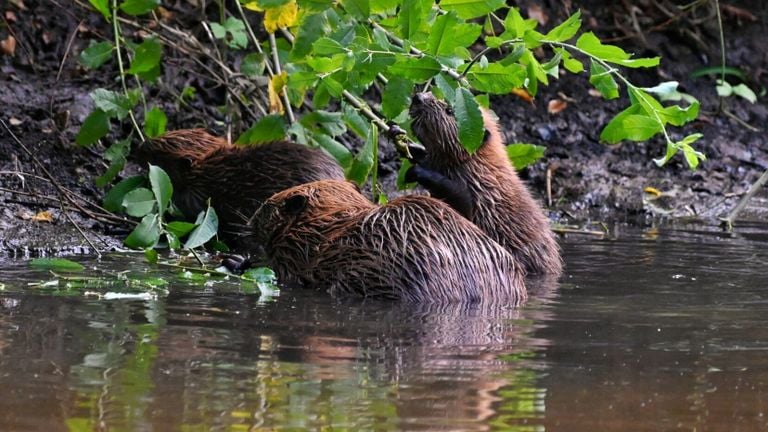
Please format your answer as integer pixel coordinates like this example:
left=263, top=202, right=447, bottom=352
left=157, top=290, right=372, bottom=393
left=720, top=168, right=768, bottom=229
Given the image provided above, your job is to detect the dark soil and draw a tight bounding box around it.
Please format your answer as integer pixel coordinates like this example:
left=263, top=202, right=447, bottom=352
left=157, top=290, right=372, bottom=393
left=1, top=0, right=767, bottom=256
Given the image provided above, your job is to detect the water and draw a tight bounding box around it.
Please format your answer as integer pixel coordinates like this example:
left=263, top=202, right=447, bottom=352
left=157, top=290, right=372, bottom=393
left=0, top=225, right=767, bottom=431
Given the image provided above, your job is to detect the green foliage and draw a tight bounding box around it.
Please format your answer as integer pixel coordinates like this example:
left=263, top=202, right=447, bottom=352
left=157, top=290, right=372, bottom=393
left=210, top=18, right=248, bottom=49
left=77, top=0, right=706, bottom=258
left=29, top=258, right=85, bottom=271
left=506, top=144, right=547, bottom=170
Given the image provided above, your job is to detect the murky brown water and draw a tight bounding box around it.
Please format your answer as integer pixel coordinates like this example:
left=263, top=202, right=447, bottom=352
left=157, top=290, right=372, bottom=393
left=1, top=225, right=767, bottom=431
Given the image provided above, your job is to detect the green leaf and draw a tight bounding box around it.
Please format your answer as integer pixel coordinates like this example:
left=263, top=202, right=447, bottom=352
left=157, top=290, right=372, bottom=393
left=544, top=10, right=581, bottom=42
left=617, top=57, right=661, bottom=68
left=242, top=267, right=277, bottom=283
left=576, top=32, right=630, bottom=61
left=716, top=79, right=732, bottom=97
left=397, top=0, right=430, bottom=40
left=144, top=248, right=158, bottom=264
left=300, top=110, right=346, bottom=136
left=466, top=62, right=526, bottom=94
left=79, top=41, right=114, bottom=69
left=297, top=0, right=333, bottom=12
left=76, top=109, right=110, bottom=146
left=29, top=258, right=84, bottom=272
left=731, top=83, right=757, bottom=103
left=124, top=214, right=161, bottom=249
left=563, top=57, right=583, bottom=73
left=441, top=0, right=505, bottom=19
left=314, top=133, right=353, bottom=168
left=454, top=88, right=484, bottom=153
left=346, top=123, right=377, bottom=185
left=95, top=156, right=126, bottom=187
left=103, top=175, right=145, bottom=211
left=340, top=0, right=369, bottom=20
left=690, top=66, right=747, bottom=81
left=90, top=88, right=138, bottom=120
left=241, top=53, right=266, bottom=76
left=236, top=115, right=287, bottom=144
left=119, top=0, right=160, bottom=15
left=426, top=11, right=482, bottom=56
left=381, top=76, right=414, bottom=120
left=185, top=207, right=219, bottom=249
left=506, top=143, right=546, bottom=170
left=588, top=60, right=619, bottom=100
left=127, top=38, right=162, bottom=74
left=388, top=56, right=442, bottom=83
left=599, top=104, right=643, bottom=143
left=433, top=73, right=458, bottom=101
left=144, top=107, right=167, bottom=138
left=122, top=187, right=156, bottom=217
left=342, top=104, right=370, bottom=138
left=290, top=12, right=328, bottom=61
left=88, top=0, right=110, bottom=21
left=149, top=165, right=173, bottom=216
left=397, top=158, right=416, bottom=190
left=621, top=114, right=663, bottom=141
left=166, top=232, right=181, bottom=249
left=210, top=18, right=248, bottom=49
left=312, top=37, right=348, bottom=55
left=661, top=101, right=699, bottom=126
left=307, top=54, right=346, bottom=73
left=166, top=221, right=198, bottom=238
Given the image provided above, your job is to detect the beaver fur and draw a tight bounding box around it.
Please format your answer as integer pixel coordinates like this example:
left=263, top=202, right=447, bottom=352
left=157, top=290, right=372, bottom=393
left=253, top=179, right=527, bottom=303
left=134, top=129, right=344, bottom=240
left=408, top=92, right=562, bottom=276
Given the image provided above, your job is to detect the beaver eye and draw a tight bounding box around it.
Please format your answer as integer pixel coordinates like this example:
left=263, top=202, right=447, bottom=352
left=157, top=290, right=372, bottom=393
left=283, top=195, right=308, bottom=215
left=445, top=106, right=454, bottom=115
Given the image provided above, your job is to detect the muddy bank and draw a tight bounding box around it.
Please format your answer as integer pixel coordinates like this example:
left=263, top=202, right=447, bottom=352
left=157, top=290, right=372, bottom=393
left=1, top=0, right=767, bottom=256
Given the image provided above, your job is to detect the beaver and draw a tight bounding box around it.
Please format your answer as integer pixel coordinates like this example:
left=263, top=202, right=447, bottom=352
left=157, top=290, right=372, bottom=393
left=407, top=92, right=562, bottom=276
left=134, top=129, right=345, bottom=241
left=253, top=179, right=527, bottom=304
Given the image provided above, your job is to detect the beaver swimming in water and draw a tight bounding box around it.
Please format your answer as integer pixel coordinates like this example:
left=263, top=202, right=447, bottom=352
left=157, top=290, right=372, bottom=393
left=134, top=129, right=345, bottom=241
left=252, top=179, right=526, bottom=303
left=407, top=92, right=562, bottom=276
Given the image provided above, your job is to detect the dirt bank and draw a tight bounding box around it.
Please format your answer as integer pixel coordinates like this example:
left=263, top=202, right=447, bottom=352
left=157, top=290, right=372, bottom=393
left=1, top=0, right=766, bottom=256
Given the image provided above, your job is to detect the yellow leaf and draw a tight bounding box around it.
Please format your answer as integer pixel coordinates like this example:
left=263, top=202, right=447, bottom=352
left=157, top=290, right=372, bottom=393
left=243, top=1, right=263, bottom=11
left=643, top=187, right=662, bottom=196
left=268, top=71, right=288, bottom=114
left=32, top=211, right=54, bottom=223
left=264, top=1, right=298, bottom=33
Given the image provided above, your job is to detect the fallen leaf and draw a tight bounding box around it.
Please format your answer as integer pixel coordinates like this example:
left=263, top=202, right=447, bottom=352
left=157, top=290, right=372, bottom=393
left=32, top=211, right=54, bottom=223
left=42, top=31, right=52, bottom=45
left=263, top=1, right=298, bottom=33
left=527, top=5, right=548, bottom=25
left=0, top=36, right=16, bottom=56
left=9, top=117, right=23, bottom=126
left=547, top=99, right=568, bottom=114
left=157, top=6, right=173, bottom=21
left=5, top=11, right=17, bottom=22
left=557, top=91, right=577, bottom=103
left=643, top=187, right=662, bottom=196
left=588, top=88, right=602, bottom=98
left=722, top=4, right=757, bottom=21
left=9, top=0, right=26, bottom=10
left=511, top=88, right=534, bottom=104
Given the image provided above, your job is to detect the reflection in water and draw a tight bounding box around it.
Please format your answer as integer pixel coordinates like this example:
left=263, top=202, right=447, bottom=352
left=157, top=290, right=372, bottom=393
left=1, top=225, right=767, bottom=430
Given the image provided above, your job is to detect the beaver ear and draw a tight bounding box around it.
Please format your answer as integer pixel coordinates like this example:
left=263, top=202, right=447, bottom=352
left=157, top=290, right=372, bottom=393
left=283, top=194, right=308, bottom=215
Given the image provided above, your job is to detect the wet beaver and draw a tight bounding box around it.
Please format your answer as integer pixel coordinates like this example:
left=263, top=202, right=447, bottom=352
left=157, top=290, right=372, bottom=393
left=407, top=92, right=562, bottom=276
left=253, top=179, right=527, bottom=304
left=134, top=129, right=345, bottom=240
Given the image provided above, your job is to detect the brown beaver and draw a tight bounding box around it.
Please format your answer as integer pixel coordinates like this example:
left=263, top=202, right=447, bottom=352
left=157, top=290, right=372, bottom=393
left=253, top=179, right=527, bottom=304
left=134, top=129, right=345, bottom=241
left=407, top=92, right=562, bottom=276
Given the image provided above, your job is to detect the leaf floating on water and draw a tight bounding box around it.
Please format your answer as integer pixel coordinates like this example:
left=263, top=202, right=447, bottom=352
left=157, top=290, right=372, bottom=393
left=29, top=258, right=85, bottom=272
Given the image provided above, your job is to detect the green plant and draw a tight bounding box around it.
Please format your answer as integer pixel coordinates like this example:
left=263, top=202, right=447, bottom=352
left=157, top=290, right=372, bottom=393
left=76, top=0, right=705, bottom=250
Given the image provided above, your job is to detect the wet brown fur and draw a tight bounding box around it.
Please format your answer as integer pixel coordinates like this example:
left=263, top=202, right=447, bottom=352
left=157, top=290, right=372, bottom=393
left=135, top=129, right=344, bottom=241
left=410, top=93, right=562, bottom=276
left=255, top=180, right=527, bottom=304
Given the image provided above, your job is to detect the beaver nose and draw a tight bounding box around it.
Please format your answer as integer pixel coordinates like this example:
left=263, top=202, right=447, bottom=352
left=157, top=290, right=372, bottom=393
left=412, top=92, right=432, bottom=106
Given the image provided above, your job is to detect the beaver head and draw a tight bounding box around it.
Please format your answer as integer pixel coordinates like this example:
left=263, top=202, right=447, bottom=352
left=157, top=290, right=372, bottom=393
left=251, top=180, right=373, bottom=281
left=135, top=129, right=228, bottom=184
left=409, top=92, right=500, bottom=166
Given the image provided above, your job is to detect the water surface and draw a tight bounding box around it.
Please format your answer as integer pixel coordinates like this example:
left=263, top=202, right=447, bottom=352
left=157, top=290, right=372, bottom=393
left=0, top=225, right=766, bottom=431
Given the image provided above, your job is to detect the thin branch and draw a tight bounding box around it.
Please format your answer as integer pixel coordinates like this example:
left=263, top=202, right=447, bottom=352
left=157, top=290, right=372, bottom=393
left=112, top=0, right=146, bottom=142
left=268, top=32, right=296, bottom=123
